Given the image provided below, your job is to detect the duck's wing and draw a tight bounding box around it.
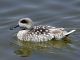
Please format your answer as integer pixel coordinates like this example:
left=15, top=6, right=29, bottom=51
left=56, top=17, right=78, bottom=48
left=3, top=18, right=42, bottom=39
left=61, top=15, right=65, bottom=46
left=49, top=28, right=76, bottom=35
left=49, top=28, right=76, bottom=39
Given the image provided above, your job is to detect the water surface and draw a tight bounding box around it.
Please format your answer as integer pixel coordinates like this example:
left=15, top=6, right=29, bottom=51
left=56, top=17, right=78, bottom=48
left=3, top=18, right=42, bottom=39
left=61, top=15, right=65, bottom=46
left=0, top=0, right=80, bottom=60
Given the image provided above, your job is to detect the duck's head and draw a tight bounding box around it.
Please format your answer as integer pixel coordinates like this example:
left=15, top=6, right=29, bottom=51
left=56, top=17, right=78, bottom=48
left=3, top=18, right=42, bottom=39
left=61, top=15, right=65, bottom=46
left=10, top=18, right=33, bottom=30
left=18, top=18, right=33, bottom=29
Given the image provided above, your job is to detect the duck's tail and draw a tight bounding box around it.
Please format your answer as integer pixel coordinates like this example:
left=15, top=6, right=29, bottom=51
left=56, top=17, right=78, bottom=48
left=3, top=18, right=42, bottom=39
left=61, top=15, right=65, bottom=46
left=65, top=30, right=76, bottom=36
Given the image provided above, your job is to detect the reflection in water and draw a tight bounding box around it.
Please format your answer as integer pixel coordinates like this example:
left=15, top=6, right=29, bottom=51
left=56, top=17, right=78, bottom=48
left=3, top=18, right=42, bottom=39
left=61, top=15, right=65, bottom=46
left=0, top=0, right=80, bottom=59
left=15, top=47, right=32, bottom=57
left=14, top=37, right=71, bottom=57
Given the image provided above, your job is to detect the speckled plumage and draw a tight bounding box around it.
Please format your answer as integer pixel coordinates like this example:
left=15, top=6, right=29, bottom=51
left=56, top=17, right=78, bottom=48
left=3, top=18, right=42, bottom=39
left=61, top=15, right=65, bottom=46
left=16, top=18, right=76, bottom=42
left=17, top=25, right=54, bottom=42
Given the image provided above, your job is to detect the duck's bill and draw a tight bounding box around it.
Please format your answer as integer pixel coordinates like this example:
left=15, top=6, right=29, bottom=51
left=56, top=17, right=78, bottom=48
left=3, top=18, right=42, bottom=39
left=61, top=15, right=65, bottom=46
left=10, top=25, right=27, bottom=30
left=10, top=25, right=19, bottom=30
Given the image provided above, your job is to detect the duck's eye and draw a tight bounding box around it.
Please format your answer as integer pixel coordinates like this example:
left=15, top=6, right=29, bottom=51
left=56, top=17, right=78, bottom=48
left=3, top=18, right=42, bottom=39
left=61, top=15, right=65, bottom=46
left=20, top=20, right=28, bottom=24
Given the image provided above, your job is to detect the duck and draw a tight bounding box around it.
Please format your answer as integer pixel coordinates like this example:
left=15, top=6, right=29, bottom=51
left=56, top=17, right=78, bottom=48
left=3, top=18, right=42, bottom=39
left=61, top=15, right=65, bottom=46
left=11, top=18, right=76, bottom=42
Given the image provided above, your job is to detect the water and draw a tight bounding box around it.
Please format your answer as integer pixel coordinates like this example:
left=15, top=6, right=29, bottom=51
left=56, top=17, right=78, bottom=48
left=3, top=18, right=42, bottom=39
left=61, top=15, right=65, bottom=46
left=0, top=0, right=80, bottom=60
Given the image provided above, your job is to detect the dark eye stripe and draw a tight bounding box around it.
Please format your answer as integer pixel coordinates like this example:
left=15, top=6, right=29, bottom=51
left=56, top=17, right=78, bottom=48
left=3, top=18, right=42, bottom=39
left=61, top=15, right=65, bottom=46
left=20, top=20, right=28, bottom=23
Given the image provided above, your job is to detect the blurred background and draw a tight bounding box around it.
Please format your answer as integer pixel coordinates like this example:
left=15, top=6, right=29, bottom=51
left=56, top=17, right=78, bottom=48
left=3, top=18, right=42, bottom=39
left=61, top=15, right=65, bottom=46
left=0, top=0, right=80, bottom=60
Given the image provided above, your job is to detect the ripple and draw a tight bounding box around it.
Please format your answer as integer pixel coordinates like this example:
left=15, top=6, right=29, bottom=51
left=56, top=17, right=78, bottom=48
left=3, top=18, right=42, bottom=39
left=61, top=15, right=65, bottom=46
left=0, top=0, right=80, bottom=60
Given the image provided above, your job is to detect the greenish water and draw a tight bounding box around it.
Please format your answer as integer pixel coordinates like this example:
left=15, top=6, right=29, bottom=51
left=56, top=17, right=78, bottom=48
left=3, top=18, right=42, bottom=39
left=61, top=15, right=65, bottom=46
left=0, top=0, right=80, bottom=60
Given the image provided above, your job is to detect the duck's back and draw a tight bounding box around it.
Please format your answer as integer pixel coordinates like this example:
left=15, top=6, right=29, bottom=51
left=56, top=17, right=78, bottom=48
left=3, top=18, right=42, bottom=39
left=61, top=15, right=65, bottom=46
left=17, top=25, right=54, bottom=42
left=17, top=25, right=75, bottom=42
